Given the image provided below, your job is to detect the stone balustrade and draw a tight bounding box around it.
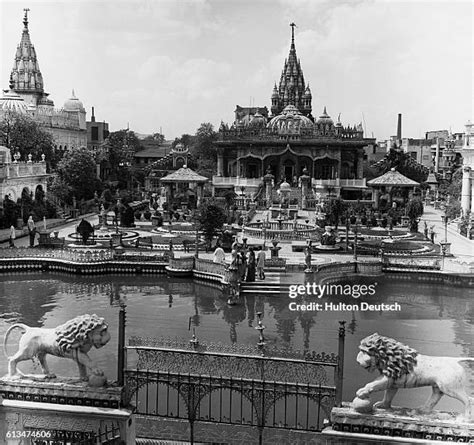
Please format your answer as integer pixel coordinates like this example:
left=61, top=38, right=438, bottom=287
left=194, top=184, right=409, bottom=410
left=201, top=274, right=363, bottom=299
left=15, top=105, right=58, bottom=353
left=194, top=258, right=228, bottom=277
left=0, top=247, right=114, bottom=263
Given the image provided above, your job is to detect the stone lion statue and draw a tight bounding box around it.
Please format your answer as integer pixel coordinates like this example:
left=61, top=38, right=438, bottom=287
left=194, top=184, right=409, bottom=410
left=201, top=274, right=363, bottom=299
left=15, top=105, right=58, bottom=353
left=356, top=333, right=474, bottom=420
left=3, top=314, right=111, bottom=385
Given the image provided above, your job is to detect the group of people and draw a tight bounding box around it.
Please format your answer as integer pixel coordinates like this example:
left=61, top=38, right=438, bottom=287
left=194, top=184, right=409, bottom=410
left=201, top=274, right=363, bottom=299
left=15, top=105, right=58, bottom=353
left=213, top=238, right=266, bottom=281
left=9, top=216, right=36, bottom=248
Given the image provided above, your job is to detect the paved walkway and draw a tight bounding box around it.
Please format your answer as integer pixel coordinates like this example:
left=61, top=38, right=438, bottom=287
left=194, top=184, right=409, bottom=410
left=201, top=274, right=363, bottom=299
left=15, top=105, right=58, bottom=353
left=0, top=207, right=472, bottom=272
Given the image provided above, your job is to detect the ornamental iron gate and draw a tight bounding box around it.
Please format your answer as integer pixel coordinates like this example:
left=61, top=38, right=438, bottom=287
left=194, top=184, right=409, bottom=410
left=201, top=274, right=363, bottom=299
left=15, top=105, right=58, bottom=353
left=123, top=322, right=345, bottom=444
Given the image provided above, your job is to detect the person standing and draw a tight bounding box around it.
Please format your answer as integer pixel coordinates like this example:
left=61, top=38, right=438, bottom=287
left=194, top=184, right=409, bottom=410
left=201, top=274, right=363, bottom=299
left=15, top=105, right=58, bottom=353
left=257, top=246, right=266, bottom=280
left=27, top=216, right=36, bottom=247
left=9, top=225, right=16, bottom=248
left=246, top=248, right=256, bottom=282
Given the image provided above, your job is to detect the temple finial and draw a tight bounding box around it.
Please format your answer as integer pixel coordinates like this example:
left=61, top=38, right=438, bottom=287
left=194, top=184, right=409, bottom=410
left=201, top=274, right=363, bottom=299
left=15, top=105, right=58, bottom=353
left=290, top=22, right=296, bottom=44
left=23, top=8, right=30, bottom=28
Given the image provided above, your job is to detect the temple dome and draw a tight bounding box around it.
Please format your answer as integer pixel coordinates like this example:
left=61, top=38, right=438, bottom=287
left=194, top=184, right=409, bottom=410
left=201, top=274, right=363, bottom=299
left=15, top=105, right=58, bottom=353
left=316, top=107, right=333, bottom=125
left=267, top=104, right=313, bottom=131
left=0, top=89, right=27, bottom=114
left=249, top=111, right=267, bottom=127
left=63, top=90, right=85, bottom=112
left=279, top=180, right=291, bottom=191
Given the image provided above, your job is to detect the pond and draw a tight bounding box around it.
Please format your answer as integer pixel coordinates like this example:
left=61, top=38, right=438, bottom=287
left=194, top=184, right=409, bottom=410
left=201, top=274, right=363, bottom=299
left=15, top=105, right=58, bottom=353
left=0, top=273, right=472, bottom=414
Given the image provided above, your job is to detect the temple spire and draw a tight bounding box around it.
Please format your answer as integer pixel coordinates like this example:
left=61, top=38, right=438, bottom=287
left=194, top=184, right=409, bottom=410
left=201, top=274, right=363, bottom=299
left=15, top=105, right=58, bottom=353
left=23, top=8, right=29, bottom=28
left=290, top=22, right=296, bottom=46
left=10, top=9, right=45, bottom=94
left=271, top=24, right=311, bottom=117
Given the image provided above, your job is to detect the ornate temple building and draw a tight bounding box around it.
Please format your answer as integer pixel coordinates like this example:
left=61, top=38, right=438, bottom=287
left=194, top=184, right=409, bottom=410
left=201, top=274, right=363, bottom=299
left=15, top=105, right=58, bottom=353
left=0, top=9, right=87, bottom=151
left=213, top=25, right=375, bottom=201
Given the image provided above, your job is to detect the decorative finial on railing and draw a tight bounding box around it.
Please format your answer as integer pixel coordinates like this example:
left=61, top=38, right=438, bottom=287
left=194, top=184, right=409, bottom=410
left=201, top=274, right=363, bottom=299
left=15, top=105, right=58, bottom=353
left=256, top=312, right=266, bottom=348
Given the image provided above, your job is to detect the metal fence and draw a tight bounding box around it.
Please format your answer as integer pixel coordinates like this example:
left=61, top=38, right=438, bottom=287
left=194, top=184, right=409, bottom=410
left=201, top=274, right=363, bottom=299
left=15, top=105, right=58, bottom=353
left=124, top=323, right=345, bottom=444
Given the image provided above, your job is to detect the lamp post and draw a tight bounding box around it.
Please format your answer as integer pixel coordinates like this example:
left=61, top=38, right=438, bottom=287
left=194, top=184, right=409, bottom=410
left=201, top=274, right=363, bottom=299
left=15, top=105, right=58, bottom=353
left=441, top=210, right=449, bottom=243
left=353, top=223, right=358, bottom=261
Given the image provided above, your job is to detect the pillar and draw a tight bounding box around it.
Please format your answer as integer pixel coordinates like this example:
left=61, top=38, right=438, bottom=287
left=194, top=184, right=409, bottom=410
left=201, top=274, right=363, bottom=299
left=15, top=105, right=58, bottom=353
left=434, top=138, right=440, bottom=173
left=461, top=166, right=471, bottom=214
left=373, top=189, right=379, bottom=209
left=217, top=150, right=224, bottom=176
left=236, top=160, right=241, bottom=178
left=356, top=151, right=364, bottom=179
left=197, top=184, right=203, bottom=207
left=299, top=168, right=311, bottom=209
left=263, top=168, right=274, bottom=207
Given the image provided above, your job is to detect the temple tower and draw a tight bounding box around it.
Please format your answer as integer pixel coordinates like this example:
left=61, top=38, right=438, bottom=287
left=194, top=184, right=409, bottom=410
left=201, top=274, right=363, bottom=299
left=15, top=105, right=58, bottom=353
left=271, top=23, right=312, bottom=117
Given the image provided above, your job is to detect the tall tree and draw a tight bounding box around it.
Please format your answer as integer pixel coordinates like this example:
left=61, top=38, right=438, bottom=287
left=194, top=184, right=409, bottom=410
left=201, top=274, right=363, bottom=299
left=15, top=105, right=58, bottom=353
left=190, top=123, right=217, bottom=178
left=196, top=202, right=227, bottom=249
left=0, top=110, right=60, bottom=169
left=100, top=129, right=143, bottom=185
left=406, top=197, right=424, bottom=232
left=51, top=146, right=99, bottom=202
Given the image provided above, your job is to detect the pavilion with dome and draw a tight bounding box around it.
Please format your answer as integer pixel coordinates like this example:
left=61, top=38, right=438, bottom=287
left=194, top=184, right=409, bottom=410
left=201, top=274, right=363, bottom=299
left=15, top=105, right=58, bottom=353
left=213, top=24, right=375, bottom=203
left=0, top=9, right=87, bottom=151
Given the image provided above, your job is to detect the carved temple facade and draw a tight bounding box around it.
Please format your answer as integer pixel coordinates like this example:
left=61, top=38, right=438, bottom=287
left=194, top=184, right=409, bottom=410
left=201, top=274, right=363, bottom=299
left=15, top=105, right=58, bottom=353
left=213, top=26, right=375, bottom=201
left=0, top=10, right=87, bottom=151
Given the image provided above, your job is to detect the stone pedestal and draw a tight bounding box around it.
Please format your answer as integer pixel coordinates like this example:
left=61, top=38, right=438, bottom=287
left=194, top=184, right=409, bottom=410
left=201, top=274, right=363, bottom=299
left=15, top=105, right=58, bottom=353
left=0, top=378, right=135, bottom=444
left=323, top=404, right=473, bottom=443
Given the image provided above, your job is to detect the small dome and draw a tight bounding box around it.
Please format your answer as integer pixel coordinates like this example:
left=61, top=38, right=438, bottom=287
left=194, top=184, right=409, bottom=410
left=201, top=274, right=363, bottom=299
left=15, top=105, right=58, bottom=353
left=249, top=111, right=267, bottom=127
left=316, top=107, right=333, bottom=125
left=271, top=84, right=279, bottom=98
left=267, top=104, right=313, bottom=132
left=63, top=89, right=85, bottom=112
left=0, top=89, right=28, bottom=114
left=280, top=180, right=291, bottom=191
left=173, top=143, right=187, bottom=152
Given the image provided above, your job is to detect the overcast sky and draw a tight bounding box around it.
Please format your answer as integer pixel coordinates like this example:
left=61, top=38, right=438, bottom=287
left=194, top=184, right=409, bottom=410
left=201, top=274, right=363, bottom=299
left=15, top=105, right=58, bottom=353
left=1, top=0, right=472, bottom=140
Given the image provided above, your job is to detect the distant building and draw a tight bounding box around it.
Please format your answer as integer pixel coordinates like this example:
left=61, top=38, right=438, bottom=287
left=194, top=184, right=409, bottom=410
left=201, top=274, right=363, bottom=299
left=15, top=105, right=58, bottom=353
left=87, top=107, right=109, bottom=152
left=0, top=9, right=87, bottom=152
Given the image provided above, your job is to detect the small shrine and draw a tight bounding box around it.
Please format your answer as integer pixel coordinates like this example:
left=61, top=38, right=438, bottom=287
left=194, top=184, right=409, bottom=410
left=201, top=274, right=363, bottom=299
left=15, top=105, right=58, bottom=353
left=160, top=165, right=208, bottom=209
left=367, top=168, right=420, bottom=209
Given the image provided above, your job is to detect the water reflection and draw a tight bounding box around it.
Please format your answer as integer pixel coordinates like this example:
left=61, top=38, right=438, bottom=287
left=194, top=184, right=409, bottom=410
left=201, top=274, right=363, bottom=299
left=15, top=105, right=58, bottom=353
left=0, top=273, right=472, bottom=411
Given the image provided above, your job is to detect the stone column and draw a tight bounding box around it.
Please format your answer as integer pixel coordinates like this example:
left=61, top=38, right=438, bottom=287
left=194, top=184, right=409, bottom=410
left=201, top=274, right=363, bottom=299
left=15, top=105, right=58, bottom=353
left=461, top=166, right=471, bottom=214
left=299, top=168, right=311, bottom=209
left=356, top=150, right=364, bottom=178
left=197, top=184, right=203, bottom=207
left=236, top=159, right=241, bottom=178
left=217, top=149, right=224, bottom=176
left=263, top=167, right=274, bottom=207
left=373, top=189, right=380, bottom=209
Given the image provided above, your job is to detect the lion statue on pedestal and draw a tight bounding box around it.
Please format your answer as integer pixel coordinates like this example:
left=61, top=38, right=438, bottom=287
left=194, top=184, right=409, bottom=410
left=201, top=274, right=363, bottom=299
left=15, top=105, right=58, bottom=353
left=355, top=333, right=474, bottom=420
left=3, top=314, right=111, bottom=386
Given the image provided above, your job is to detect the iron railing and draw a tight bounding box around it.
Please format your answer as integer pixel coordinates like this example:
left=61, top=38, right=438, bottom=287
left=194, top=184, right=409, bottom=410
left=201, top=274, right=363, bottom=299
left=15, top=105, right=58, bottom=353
left=124, top=323, right=345, bottom=444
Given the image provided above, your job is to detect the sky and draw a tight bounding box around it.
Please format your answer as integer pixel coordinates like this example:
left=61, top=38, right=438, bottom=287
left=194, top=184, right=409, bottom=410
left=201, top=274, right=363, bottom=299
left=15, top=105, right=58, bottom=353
left=1, top=0, right=472, bottom=140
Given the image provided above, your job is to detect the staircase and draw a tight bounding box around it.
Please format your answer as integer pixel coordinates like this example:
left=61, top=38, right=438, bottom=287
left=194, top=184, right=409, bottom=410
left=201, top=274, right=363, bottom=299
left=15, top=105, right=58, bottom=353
left=240, top=272, right=290, bottom=296
left=271, top=187, right=302, bottom=206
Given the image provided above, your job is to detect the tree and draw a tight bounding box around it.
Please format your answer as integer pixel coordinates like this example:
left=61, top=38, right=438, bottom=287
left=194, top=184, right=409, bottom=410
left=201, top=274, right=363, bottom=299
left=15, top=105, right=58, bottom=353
left=373, top=149, right=428, bottom=183
left=196, top=202, right=227, bottom=249
left=0, top=110, right=60, bottom=170
left=325, top=197, right=347, bottom=228
left=189, top=123, right=217, bottom=178
left=100, top=129, right=143, bottom=186
left=143, top=132, right=165, bottom=144
left=52, top=146, right=99, bottom=202
left=406, top=197, right=424, bottom=232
